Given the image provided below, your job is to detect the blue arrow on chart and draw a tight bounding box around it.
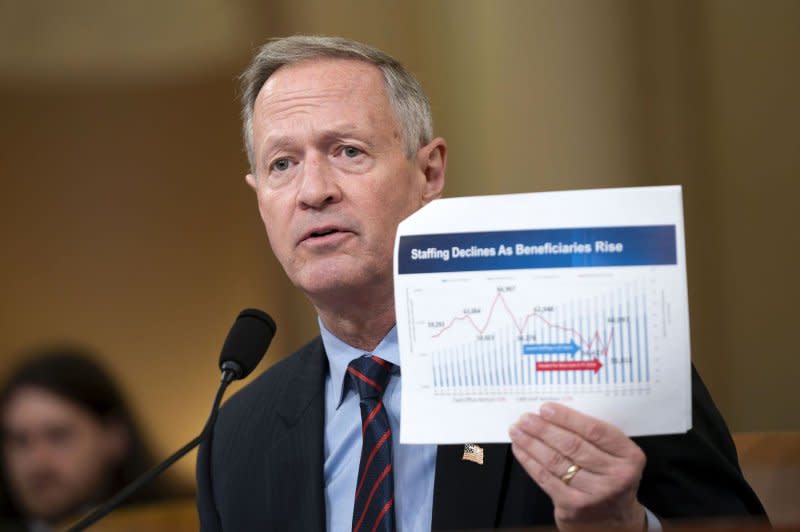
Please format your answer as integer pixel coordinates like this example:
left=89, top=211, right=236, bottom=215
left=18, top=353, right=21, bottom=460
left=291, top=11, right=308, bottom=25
left=522, top=340, right=581, bottom=356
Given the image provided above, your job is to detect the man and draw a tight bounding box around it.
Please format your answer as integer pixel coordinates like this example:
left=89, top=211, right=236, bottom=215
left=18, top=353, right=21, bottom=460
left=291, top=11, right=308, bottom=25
left=197, top=36, right=765, bottom=530
left=0, top=347, right=177, bottom=531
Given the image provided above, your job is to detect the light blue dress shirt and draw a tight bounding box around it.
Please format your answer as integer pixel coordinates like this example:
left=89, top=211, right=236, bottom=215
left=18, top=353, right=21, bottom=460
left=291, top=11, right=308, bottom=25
left=320, top=321, right=661, bottom=531
left=322, top=322, right=437, bottom=532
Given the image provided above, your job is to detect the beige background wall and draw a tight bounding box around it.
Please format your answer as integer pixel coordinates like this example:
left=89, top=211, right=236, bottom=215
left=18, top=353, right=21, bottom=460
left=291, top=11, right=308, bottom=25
left=1, top=0, right=797, bottom=485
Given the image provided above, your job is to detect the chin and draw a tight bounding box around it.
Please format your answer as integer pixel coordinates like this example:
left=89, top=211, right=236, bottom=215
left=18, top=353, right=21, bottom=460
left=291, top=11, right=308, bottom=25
left=292, top=263, right=383, bottom=302
left=295, top=273, right=358, bottom=298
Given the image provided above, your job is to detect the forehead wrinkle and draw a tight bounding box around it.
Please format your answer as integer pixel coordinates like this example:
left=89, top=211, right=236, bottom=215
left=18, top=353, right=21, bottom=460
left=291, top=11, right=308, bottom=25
left=264, top=57, right=378, bottom=93
left=258, top=94, right=326, bottom=123
left=255, top=87, right=376, bottom=137
left=256, top=62, right=387, bottom=119
left=256, top=70, right=364, bottom=115
left=260, top=84, right=344, bottom=106
left=252, top=59, right=402, bottom=161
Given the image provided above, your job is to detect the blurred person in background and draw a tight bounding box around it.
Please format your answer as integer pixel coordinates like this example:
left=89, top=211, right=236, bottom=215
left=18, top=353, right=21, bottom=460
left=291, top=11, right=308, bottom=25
left=0, top=347, right=182, bottom=531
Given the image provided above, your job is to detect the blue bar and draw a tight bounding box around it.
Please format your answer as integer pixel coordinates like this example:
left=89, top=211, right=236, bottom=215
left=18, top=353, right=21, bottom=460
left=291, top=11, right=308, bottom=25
left=443, top=351, right=449, bottom=388
left=548, top=315, right=553, bottom=386
left=473, top=343, right=482, bottom=389
left=504, top=337, right=512, bottom=387
left=569, top=300, right=576, bottom=386
left=466, top=344, right=473, bottom=388
left=635, top=287, right=642, bottom=383
left=644, top=289, right=650, bottom=383
left=457, top=351, right=464, bottom=389
left=451, top=350, right=457, bottom=389
left=526, top=337, right=532, bottom=386
left=604, top=296, right=610, bottom=385
left=484, top=345, right=492, bottom=388
left=617, top=291, right=623, bottom=384
left=579, top=302, right=585, bottom=385
left=555, top=308, right=561, bottom=386
left=588, top=299, right=595, bottom=386
left=495, top=344, right=501, bottom=388
left=535, top=318, right=541, bottom=386
left=512, top=330, right=519, bottom=387
left=626, top=285, right=634, bottom=383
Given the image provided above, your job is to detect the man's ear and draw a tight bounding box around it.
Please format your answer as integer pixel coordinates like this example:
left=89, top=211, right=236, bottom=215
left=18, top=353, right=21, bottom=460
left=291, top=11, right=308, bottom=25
left=417, top=137, right=447, bottom=203
left=245, top=173, right=258, bottom=190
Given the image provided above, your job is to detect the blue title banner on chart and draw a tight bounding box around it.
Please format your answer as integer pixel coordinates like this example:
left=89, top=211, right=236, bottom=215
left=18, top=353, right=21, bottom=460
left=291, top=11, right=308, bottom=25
left=397, top=225, right=676, bottom=274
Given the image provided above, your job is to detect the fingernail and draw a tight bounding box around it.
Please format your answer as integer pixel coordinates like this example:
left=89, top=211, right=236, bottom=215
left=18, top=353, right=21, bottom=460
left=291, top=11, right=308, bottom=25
left=540, top=405, right=555, bottom=419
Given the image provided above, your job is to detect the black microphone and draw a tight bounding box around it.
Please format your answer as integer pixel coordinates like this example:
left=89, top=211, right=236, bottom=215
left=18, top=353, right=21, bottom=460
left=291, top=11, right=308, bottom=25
left=65, top=309, right=276, bottom=531
left=219, top=308, right=276, bottom=381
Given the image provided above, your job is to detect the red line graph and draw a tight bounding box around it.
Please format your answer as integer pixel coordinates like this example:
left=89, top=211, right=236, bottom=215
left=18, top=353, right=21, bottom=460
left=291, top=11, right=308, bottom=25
left=430, top=292, right=615, bottom=356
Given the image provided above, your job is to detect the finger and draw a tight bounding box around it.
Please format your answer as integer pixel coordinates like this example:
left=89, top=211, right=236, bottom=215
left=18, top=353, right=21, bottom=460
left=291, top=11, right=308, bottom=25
left=509, top=425, right=600, bottom=495
left=513, top=413, right=610, bottom=474
left=539, top=402, right=638, bottom=458
left=510, top=440, right=588, bottom=505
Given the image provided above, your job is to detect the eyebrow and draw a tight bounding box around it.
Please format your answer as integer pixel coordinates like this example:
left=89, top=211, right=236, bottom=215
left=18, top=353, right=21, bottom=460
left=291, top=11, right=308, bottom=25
left=262, top=124, right=376, bottom=153
left=261, top=135, right=295, bottom=153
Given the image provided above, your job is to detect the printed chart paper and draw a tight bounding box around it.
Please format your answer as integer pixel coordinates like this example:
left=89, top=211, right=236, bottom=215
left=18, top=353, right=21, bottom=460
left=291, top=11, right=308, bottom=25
left=394, top=186, right=692, bottom=444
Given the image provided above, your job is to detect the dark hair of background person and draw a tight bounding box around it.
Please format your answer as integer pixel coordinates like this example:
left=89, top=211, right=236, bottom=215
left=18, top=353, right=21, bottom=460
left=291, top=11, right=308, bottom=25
left=0, top=346, right=190, bottom=524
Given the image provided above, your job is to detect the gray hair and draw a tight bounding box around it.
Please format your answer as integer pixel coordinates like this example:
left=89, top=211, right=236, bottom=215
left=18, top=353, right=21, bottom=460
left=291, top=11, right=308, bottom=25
left=240, top=35, right=433, bottom=173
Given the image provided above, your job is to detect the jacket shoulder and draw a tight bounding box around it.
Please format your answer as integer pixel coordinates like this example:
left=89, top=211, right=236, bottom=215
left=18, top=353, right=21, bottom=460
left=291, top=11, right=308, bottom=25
left=196, top=336, right=327, bottom=531
left=217, top=336, right=325, bottom=427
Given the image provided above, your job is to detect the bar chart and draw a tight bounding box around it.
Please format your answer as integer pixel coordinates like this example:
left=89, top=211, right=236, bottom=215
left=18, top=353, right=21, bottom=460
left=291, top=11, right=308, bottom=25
left=404, top=271, right=663, bottom=396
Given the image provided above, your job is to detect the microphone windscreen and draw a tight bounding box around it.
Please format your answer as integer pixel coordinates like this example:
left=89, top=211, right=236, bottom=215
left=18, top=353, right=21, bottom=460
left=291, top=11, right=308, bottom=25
left=219, top=309, right=276, bottom=379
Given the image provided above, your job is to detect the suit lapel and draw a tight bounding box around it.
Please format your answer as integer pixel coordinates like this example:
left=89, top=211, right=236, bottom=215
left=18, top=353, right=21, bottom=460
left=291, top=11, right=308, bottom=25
left=268, top=338, right=328, bottom=530
left=276, top=337, right=327, bottom=427
left=431, top=443, right=509, bottom=529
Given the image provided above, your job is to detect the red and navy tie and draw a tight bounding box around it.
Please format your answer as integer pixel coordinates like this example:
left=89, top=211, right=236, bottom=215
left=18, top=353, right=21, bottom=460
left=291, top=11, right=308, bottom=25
left=347, top=355, right=396, bottom=532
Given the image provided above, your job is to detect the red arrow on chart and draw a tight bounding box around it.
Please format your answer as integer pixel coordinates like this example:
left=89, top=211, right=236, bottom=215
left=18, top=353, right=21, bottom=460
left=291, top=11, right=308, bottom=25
left=536, top=359, right=603, bottom=374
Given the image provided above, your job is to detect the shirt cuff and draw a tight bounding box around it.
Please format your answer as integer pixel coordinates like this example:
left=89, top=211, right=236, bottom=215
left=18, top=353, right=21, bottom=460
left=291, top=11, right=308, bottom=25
left=644, top=506, right=662, bottom=531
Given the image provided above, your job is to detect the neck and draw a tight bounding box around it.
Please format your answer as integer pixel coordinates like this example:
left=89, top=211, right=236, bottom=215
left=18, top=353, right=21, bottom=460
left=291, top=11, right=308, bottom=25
left=312, top=288, right=396, bottom=351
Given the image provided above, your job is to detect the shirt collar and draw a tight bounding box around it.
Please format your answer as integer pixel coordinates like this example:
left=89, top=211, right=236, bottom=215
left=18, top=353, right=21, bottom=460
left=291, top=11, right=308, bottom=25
left=319, top=318, right=400, bottom=409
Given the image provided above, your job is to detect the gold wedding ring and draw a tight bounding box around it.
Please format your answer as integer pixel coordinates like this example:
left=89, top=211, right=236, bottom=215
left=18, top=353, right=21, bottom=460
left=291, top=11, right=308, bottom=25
left=561, top=463, right=581, bottom=485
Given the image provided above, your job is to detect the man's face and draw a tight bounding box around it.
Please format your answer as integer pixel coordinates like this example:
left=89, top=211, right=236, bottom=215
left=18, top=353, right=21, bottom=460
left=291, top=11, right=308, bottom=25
left=1, top=387, right=125, bottom=523
left=247, top=58, right=445, bottom=304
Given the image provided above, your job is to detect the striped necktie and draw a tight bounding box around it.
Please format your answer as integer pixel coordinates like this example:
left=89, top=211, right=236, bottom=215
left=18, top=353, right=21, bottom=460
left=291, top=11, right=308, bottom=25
left=347, top=355, right=396, bottom=532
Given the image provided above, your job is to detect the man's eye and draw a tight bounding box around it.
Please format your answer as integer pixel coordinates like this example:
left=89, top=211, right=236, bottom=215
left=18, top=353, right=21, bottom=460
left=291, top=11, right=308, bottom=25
left=342, top=146, right=362, bottom=158
left=271, top=158, right=291, bottom=172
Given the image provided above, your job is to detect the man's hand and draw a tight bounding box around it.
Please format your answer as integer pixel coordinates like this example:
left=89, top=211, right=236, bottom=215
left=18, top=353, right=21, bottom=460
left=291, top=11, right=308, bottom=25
left=509, top=402, right=647, bottom=531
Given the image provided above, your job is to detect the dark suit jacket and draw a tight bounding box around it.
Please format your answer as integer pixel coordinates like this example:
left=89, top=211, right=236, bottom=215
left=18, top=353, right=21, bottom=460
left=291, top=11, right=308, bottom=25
left=197, top=337, right=766, bottom=530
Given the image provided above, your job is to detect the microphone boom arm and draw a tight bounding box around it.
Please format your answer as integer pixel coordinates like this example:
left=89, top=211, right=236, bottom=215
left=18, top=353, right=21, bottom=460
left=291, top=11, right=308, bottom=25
left=65, top=371, right=236, bottom=531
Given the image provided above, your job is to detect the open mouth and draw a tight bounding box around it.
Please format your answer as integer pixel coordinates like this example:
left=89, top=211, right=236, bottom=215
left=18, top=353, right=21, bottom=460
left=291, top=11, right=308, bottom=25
left=301, top=226, right=350, bottom=244
left=309, top=228, right=338, bottom=238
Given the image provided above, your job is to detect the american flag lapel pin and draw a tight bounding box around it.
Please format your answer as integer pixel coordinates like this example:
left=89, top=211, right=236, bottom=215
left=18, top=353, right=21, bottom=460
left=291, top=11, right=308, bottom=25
left=462, top=443, right=484, bottom=465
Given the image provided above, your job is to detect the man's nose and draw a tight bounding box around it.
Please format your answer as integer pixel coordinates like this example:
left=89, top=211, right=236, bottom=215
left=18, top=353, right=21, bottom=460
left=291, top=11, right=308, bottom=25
left=296, top=152, right=342, bottom=209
